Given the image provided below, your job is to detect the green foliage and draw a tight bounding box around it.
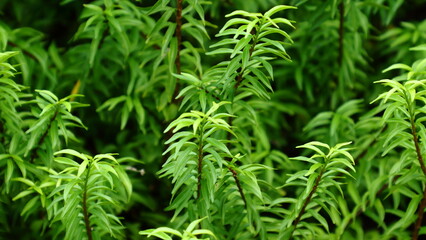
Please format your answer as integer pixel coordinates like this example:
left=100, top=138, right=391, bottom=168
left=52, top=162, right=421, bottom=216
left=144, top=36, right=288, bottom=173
left=160, top=101, right=235, bottom=218
left=140, top=217, right=216, bottom=240
left=0, top=48, right=131, bottom=240
left=368, top=53, right=426, bottom=238
left=46, top=150, right=131, bottom=239
left=279, top=141, right=355, bottom=239
left=1, top=0, right=426, bottom=239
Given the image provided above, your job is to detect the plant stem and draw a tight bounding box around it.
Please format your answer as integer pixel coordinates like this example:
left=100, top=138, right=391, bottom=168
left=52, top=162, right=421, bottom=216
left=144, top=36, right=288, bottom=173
left=403, top=89, right=426, bottom=173
left=405, top=91, right=426, bottom=239
left=8, top=42, right=38, bottom=61
left=0, top=121, right=5, bottom=147
left=227, top=28, right=259, bottom=206
left=197, top=126, right=204, bottom=200
left=410, top=118, right=426, bottom=175
left=225, top=117, right=247, bottom=208
left=336, top=175, right=401, bottom=235
left=234, top=29, right=258, bottom=90
left=229, top=167, right=247, bottom=206
left=413, top=186, right=426, bottom=240
left=175, top=0, right=182, bottom=75
left=30, top=108, right=59, bottom=162
left=338, top=0, right=344, bottom=66
left=354, top=126, right=386, bottom=165
left=82, top=161, right=93, bottom=240
left=172, top=0, right=183, bottom=102
left=203, top=87, right=221, bottom=101
left=289, top=165, right=326, bottom=238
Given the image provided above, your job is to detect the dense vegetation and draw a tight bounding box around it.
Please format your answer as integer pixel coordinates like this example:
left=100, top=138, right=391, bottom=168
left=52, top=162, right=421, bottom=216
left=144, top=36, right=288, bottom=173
left=1, top=0, right=426, bottom=239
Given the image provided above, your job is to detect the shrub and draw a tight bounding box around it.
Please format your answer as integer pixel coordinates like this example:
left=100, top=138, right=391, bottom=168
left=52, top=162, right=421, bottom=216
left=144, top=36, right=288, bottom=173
left=1, top=0, right=426, bottom=239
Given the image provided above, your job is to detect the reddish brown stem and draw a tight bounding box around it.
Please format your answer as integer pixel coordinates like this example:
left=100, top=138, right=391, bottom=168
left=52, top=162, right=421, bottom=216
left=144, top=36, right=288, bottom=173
left=175, top=0, right=183, bottom=75
left=410, top=119, right=426, bottom=175
left=234, top=33, right=257, bottom=90
left=0, top=121, right=5, bottom=146
left=82, top=163, right=93, bottom=240
left=229, top=167, right=247, bottom=206
left=289, top=166, right=325, bottom=238
left=406, top=91, right=426, bottom=238
left=197, top=130, right=204, bottom=200
left=223, top=117, right=247, bottom=207
left=7, top=42, right=38, bottom=61
left=172, top=0, right=183, bottom=102
left=30, top=109, right=59, bottom=162
left=413, top=186, right=426, bottom=239
left=410, top=117, right=426, bottom=239
left=338, top=0, right=344, bottom=67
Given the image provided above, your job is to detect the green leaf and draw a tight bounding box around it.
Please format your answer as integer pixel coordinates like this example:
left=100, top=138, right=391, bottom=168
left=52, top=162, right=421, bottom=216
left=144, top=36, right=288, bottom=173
left=297, top=143, right=326, bottom=157
left=225, top=10, right=261, bottom=18
left=139, top=229, right=173, bottom=240
left=77, top=159, right=88, bottom=178
left=307, top=209, right=329, bottom=232
left=55, top=149, right=89, bottom=162
left=6, top=159, right=14, bottom=185
left=205, top=138, right=231, bottom=156
left=36, top=89, right=59, bottom=103
left=13, top=190, right=35, bottom=201
left=305, top=162, right=323, bottom=176
left=410, top=44, right=426, bottom=51
left=264, top=5, right=297, bottom=18
left=383, top=63, right=412, bottom=73
left=305, top=172, right=318, bottom=194
left=219, top=18, right=251, bottom=34
left=185, top=217, right=207, bottom=233
left=21, top=196, right=39, bottom=216
left=12, top=177, right=35, bottom=187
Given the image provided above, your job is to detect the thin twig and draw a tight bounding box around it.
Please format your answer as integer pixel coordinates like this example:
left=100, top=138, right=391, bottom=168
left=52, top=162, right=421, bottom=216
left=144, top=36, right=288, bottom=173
left=172, top=0, right=183, bottom=102
left=413, top=186, right=426, bottom=240
left=289, top=166, right=326, bottom=238
left=82, top=162, right=93, bottom=240
left=340, top=175, right=401, bottom=232
left=338, top=0, right=344, bottom=67
left=410, top=116, right=426, bottom=239
left=234, top=29, right=257, bottom=90
left=229, top=167, right=247, bottom=206
left=224, top=28, right=260, bottom=207
left=410, top=118, right=426, bottom=175
left=175, top=0, right=183, bottom=75
left=30, top=109, right=59, bottom=162
left=197, top=129, right=204, bottom=200
left=225, top=117, right=247, bottom=208
left=7, top=42, right=38, bottom=61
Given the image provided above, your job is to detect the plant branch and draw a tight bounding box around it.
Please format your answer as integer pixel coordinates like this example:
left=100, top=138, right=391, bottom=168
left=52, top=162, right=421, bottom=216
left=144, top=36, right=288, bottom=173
left=172, top=0, right=183, bottom=102
left=82, top=162, right=93, bottom=240
left=229, top=166, right=247, bottom=206
left=338, top=0, right=344, bottom=67
left=30, top=108, right=59, bottom=162
left=413, top=185, right=426, bottom=240
left=410, top=118, right=426, bottom=175
left=175, top=0, right=183, bottom=75
left=225, top=117, right=247, bottom=207
left=234, top=30, right=257, bottom=90
left=289, top=165, right=326, bottom=238
left=409, top=105, right=426, bottom=238
left=224, top=28, right=259, bottom=208
left=197, top=126, right=204, bottom=200
left=7, top=41, right=38, bottom=61
left=203, top=87, right=221, bottom=102
left=0, top=121, right=5, bottom=147
left=354, top=126, right=386, bottom=165
left=338, top=175, right=401, bottom=233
